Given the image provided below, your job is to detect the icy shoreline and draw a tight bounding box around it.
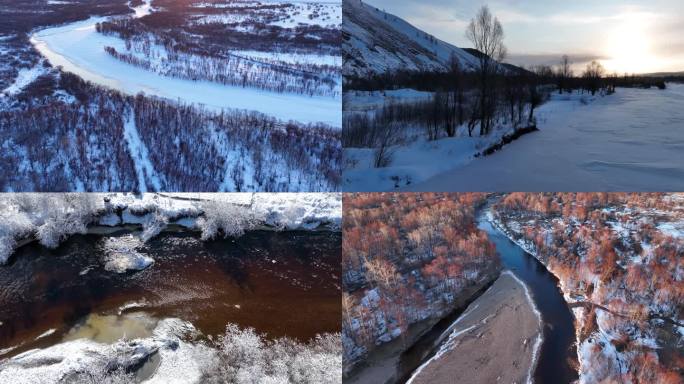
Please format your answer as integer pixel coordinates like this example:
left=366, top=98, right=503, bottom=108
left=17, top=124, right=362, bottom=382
left=29, top=4, right=341, bottom=127
left=0, top=317, right=342, bottom=384
left=0, top=193, right=341, bottom=265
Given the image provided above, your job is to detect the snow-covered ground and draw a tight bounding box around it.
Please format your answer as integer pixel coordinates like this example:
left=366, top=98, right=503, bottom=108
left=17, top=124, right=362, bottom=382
left=0, top=316, right=341, bottom=384
left=30, top=4, right=341, bottom=127
left=0, top=193, right=341, bottom=264
left=343, top=88, right=518, bottom=191
left=343, top=0, right=478, bottom=77
left=0, top=62, right=48, bottom=97
left=403, top=85, right=684, bottom=191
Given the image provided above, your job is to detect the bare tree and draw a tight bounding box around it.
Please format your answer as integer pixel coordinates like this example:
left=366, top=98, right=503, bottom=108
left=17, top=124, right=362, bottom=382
left=583, top=60, right=605, bottom=95
left=557, top=55, right=573, bottom=94
left=373, top=124, right=397, bottom=168
left=466, top=5, right=507, bottom=136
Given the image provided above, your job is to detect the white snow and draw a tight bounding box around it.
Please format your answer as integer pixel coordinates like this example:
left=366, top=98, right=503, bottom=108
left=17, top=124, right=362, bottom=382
left=130, top=0, right=153, bottom=18
left=123, top=112, right=162, bottom=193
left=231, top=49, right=341, bottom=68
left=103, top=235, right=154, bottom=273
left=344, top=119, right=516, bottom=191
left=403, top=85, right=684, bottom=191
left=658, top=221, right=684, bottom=238
left=34, top=329, right=56, bottom=341
left=344, top=0, right=479, bottom=77
left=30, top=15, right=341, bottom=127
left=0, top=318, right=202, bottom=384
left=0, top=63, right=48, bottom=97
left=0, top=193, right=341, bottom=264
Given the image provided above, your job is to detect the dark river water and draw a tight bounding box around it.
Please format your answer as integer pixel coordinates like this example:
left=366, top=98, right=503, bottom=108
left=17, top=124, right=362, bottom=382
left=477, top=212, right=578, bottom=383
left=0, top=229, right=341, bottom=358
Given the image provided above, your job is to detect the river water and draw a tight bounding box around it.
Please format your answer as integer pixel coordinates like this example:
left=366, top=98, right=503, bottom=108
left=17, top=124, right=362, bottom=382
left=477, top=212, right=578, bottom=383
left=0, top=230, right=341, bottom=359
left=399, top=209, right=578, bottom=383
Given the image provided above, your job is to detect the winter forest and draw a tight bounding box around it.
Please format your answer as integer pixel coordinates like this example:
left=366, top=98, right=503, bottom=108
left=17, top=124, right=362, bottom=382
left=343, top=192, right=683, bottom=384
left=0, top=0, right=342, bottom=192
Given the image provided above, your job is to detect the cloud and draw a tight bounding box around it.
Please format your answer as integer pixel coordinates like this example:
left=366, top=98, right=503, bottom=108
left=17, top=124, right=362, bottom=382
left=506, top=53, right=608, bottom=69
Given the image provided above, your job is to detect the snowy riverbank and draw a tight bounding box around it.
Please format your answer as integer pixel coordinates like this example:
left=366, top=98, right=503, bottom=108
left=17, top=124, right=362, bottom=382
left=0, top=317, right=341, bottom=384
left=407, top=271, right=542, bottom=384
left=0, top=193, right=341, bottom=265
left=405, top=85, right=684, bottom=191
left=30, top=1, right=341, bottom=127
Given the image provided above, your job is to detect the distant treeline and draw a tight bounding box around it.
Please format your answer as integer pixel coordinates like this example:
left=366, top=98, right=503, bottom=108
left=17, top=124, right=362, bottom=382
left=345, top=66, right=668, bottom=93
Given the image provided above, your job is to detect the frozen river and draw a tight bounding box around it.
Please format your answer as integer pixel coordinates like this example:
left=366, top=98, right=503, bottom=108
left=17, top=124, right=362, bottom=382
left=407, top=84, right=684, bottom=191
left=30, top=3, right=341, bottom=127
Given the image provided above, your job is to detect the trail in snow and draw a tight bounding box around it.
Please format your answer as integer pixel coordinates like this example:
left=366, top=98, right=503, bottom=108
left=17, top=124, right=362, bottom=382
left=123, top=111, right=162, bottom=192
left=0, top=62, right=47, bottom=97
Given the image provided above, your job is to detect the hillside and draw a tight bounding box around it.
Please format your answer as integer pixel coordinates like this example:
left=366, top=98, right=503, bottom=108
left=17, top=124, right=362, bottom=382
left=342, top=0, right=480, bottom=78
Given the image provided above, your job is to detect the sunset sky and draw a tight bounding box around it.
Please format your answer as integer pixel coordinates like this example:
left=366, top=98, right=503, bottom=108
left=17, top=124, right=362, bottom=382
left=364, top=0, right=684, bottom=74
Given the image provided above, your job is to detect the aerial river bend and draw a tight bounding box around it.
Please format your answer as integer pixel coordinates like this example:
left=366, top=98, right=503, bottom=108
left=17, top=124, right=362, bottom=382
left=400, top=205, right=579, bottom=383
left=29, top=1, right=341, bottom=127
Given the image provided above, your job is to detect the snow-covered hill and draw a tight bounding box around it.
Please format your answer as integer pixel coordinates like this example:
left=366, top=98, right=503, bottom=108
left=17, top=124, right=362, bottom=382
left=343, top=0, right=480, bottom=77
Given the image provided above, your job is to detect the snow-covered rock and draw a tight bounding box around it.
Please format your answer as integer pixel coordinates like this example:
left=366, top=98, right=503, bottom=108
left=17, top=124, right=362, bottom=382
left=103, top=235, right=154, bottom=273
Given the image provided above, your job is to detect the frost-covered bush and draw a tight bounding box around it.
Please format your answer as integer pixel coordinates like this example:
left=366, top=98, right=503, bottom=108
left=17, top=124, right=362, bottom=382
left=67, top=366, right=136, bottom=384
left=140, top=209, right=169, bottom=242
left=197, top=201, right=261, bottom=240
left=202, top=324, right=342, bottom=384
left=0, top=194, right=101, bottom=263
left=0, top=200, right=33, bottom=264
left=27, top=194, right=100, bottom=248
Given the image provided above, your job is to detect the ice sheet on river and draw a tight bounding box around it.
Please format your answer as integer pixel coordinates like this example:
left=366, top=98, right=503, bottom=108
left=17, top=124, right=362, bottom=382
left=31, top=18, right=341, bottom=127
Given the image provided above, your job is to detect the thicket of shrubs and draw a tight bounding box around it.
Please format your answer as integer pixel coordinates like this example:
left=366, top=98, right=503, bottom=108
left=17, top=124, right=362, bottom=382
left=1, top=72, right=341, bottom=192
left=342, top=193, right=499, bottom=372
left=492, top=192, right=683, bottom=383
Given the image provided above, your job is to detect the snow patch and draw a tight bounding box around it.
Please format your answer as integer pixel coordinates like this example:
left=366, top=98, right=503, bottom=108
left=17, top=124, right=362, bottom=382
left=123, top=112, right=162, bottom=193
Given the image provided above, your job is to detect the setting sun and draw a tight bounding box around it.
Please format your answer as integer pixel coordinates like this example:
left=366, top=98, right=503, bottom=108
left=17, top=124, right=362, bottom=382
left=602, top=13, right=658, bottom=74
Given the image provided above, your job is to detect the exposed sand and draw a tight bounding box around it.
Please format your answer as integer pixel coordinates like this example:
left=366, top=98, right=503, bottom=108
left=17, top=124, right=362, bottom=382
left=345, top=269, right=499, bottom=384
left=408, top=271, right=542, bottom=384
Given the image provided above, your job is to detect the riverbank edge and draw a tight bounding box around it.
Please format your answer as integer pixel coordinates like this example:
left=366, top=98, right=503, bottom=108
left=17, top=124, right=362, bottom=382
left=486, top=210, right=584, bottom=382
left=344, top=270, right=500, bottom=384
left=3, top=193, right=341, bottom=266
left=406, top=270, right=543, bottom=384
left=28, top=15, right=343, bottom=128
left=7, top=219, right=339, bottom=266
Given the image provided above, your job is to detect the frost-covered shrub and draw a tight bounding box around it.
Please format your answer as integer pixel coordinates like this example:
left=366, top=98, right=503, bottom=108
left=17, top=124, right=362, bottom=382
left=202, top=324, right=341, bottom=384
left=67, top=366, right=136, bottom=384
left=140, top=209, right=169, bottom=242
left=0, top=194, right=101, bottom=262
left=197, top=201, right=261, bottom=240
left=30, top=194, right=100, bottom=248
left=0, top=200, right=33, bottom=264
